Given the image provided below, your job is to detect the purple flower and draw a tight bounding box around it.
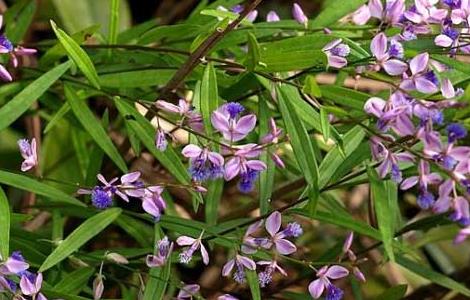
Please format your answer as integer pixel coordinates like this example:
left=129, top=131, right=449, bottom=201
left=417, top=190, right=435, bottom=209
left=20, top=271, right=43, bottom=296
left=292, top=3, right=308, bottom=26
left=447, top=123, right=467, bottom=143
left=451, top=1, right=470, bottom=25
left=142, top=186, right=166, bottom=221
left=404, top=0, right=448, bottom=24
left=0, top=251, right=29, bottom=275
left=241, top=220, right=264, bottom=254
left=266, top=11, right=280, bottom=22
left=369, top=137, right=414, bottom=182
left=156, top=99, right=204, bottom=132
left=322, top=39, right=351, bottom=69
left=224, top=144, right=266, bottom=193
left=211, top=103, right=256, bottom=142
left=282, top=222, right=303, bottom=238
left=118, top=171, right=146, bottom=199
left=177, top=231, right=209, bottom=265
left=177, top=284, right=200, bottom=299
left=147, top=236, right=173, bottom=268
left=433, top=179, right=454, bottom=214
left=0, top=16, right=36, bottom=81
left=155, top=129, right=168, bottom=151
left=400, top=160, right=442, bottom=191
left=259, top=211, right=298, bottom=255
left=261, top=118, right=282, bottom=144
left=182, top=144, right=224, bottom=181
left=352, top=5, right=371, bottom=25
left=18, top=138, right=38, bottom=172
left=91, top=187, right=113, bottom=209
left=257, top=260, right=287, bottom=287
left=370, top=33, right=408, bottom=76
left=222, top=254, right=256, bottom=283
left=454, top=226, right=470, bottom=244
left=450, top=196, right=470, bottom=226
left=400, top=53, right=439, bottom=94
left=308, top=265, right=349, bottom=299
left=364, top=93, right=415, bottom=136
left=435, top=27, right=460, bottom=48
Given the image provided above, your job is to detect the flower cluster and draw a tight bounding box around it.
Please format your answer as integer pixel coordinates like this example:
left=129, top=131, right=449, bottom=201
left=158, top=100, right=284, bottom=193
left=0, top=251, right=51, bottom=299
left=355, top=0, right=470, bottom=243
left=77, top=172, right=168, bottom=221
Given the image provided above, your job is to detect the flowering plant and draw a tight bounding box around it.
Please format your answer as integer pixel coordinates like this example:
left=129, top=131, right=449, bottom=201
left=1, top=0, right=470, bottom=299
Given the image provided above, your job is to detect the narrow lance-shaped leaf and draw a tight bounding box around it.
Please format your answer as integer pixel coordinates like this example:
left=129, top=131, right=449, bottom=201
left=258, top=95, right=275, bottom=214
left=0, top=61, right=71, bottom=132
left=396, top=255, right=470, bottom=297
left=246, top=269, right=261, bottom=300
left=64, top=84, right=128, bottom=172
left=0, top=187, right=10, bottom=259
left=0, top=170, right=84, bottom=207
left=50, top=20, right=101, bottom=89
left=368, top=167, right=395, bottom=262
left=276, top=85, right=319, bottom=189
left=246, top=32, right=260, bottom=71
left=39, top=208, right=122, bottom=272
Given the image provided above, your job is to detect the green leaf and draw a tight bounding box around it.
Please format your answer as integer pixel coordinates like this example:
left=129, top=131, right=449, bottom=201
left=319, top=85, right=370, bottom=111
left=0, top=170, right=84, bottom=207
left=54, top=267, right=95, bottom=294
left=258, top=96, right=274, bottom=214
left=313, top=0, right=367, bottom=27
left=319, top=125, right=365, bottom=188
left=368, top=167, right=395, bottom=262
left=50, top=20, right=101, bottom=89
left=0, top=61, right=71, bottom=132
left=100, top=69, right=175, bottom=88
left=0, top=187, right=10, bottom=259
left=320, top=107, right=330, bottom=143
left=396, top=255, right=470, bottom=297
left=377, top=285, right=408, bottom=300
left=277, top=85, right=319, bottom=188
left=3, top=0, right=36, bottom=44
left=40, top=25, right=101, bottom=67
left=39, top=208, right=122, bottom=272
left=303, top=75, right=322, bottom=98
left=432, top=54, right=470, bottom=76
left=108, top=0, right=120, bottom=45
left=259, top=49, right=327, bottom=72
left=246, top=269, right=261, bottom=300
left=64, top=84, right=127, bottom=172
left=246, top=32, right=260, bottom=71
left=200, top=63, right=219, bottom=137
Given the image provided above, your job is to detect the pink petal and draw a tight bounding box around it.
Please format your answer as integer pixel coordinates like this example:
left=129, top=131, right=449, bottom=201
left=382, top=59, right=408, bottom=76
left=224, top=157, right=241, bottom=181
left=400, top=176, right=418, bottom=190
left=200, top=244, right=210, bottom=265
left=364, top=97, right=386, bottom=117
left=352, top=5, right=371, bottom=25
left=245, top=160, right=267, bottom=171
left=265, top=211, right=282, bottom=237
left=327, top=55, right=348, bottom=68
left=237, top=255, right=256, bottom=270
left=211, top=111, right=230, bottom=133
left=415, top=77, right=438, bottom=94
left=325, top=265, right=349, bottom=279
left=368, top=0, right=383, bottom=18
left=308, top=279, right=325, bottom=299
left=371, top=33, right=388, bottom=60
left=176, top=236, right=196, bottom=246
left=222, top=259, right=235, bottom=276
left=441, top=78, right=455, bottom=99
left=435, top=35, right=453, bottom=48
left=234, top=114, right=257, bottom=139
left=155, top=100, right=181, bottom=113
left=410, top=53, right=429, bottom=75
left=182, top=144, right=202, bottom=158
left=0, top=65, right=12, bottom=82
left=121, top=171, right=141, bottom=184
left=275, top=239, right=297, bottom=255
